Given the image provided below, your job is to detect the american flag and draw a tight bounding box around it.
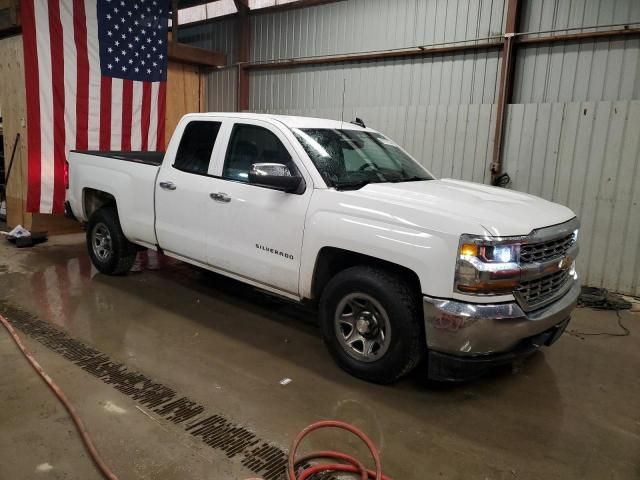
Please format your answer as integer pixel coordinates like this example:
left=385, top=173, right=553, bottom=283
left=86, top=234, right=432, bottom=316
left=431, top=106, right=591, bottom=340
left=22, top=0, right=169, bottom=214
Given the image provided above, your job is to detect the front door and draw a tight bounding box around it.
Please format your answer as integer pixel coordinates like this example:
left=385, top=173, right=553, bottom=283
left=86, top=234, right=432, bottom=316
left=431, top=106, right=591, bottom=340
left=206, top=120, right=313, bottom=296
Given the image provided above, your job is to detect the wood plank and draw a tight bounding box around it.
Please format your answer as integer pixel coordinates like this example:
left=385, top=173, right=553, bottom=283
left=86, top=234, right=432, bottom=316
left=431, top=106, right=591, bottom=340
left=0, top=35, right=31, bottom=229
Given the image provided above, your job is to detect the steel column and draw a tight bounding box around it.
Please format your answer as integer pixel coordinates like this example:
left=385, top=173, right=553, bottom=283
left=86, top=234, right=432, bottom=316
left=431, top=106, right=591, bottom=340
left=491, top=0, right=520, bottom=185
left=234, top=0, right=250, bottom=111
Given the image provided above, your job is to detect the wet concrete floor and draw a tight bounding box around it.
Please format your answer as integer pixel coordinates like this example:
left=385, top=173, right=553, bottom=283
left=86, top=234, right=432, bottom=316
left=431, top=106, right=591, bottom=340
left=0, top=233, right=639, bottom=480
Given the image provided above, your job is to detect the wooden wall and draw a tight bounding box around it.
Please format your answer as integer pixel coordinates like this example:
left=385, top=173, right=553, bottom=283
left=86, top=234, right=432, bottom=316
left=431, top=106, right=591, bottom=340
left=165, top=61, right=204, bottom=147
left=0, top=34, right=29, bottom=228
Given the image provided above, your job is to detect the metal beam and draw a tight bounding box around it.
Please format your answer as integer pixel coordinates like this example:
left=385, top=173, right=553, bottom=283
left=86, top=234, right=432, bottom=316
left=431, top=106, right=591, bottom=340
left=253, top=0, right=345, bottom=14
left=241, top=25, right=639, bottom=72
left=518, top=26, right=640, bottom=45
left=168, top=42, right=227, bottom=66
left=171, top=0, right=179, bottom=44
left=491, top=0, right=520, bottom=185
left=245, top=40, right=504, bottom=70
left=233, top=0, right=249, bottom=13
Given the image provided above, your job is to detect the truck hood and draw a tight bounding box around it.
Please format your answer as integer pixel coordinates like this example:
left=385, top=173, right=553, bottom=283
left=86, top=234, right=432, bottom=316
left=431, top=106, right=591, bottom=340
left=349, top=178, right=576, bottom=236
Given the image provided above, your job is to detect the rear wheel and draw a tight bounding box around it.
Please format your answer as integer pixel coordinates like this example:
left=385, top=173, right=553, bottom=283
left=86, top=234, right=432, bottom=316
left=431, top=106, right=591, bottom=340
left=319, top=266, right=424, bottom=384
left=87, top=207, right=136, bottom=275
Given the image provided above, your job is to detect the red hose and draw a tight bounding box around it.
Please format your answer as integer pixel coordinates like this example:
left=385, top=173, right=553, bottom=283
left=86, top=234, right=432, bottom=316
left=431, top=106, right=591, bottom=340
left=0, top=313, right=120, bottom=480
left=287, top=419, right=393, bottom=480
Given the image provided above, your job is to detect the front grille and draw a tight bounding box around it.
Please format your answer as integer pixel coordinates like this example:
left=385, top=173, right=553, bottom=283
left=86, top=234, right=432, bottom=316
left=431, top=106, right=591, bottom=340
left=516, top=269, right=571, bottom=310
left=520, top=232, right=575, bottom=264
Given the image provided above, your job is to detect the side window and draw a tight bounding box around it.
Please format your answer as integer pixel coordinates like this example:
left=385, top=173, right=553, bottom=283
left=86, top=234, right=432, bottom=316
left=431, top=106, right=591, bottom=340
left=222, top=124, right=293, bottom=182
left=173, top=121, right=221, bottom=175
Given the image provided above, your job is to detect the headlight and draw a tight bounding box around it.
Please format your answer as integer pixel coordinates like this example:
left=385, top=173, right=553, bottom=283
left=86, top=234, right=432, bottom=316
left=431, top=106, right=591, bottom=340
left=455, top=235, right=521, bottom=294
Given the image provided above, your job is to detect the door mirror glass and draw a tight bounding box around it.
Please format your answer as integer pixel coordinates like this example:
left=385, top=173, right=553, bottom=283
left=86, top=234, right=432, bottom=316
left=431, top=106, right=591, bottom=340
left=249, top=163, right=303, bottom=193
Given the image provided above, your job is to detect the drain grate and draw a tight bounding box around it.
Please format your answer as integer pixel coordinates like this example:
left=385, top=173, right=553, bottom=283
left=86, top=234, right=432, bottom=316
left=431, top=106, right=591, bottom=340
left=0, top=301, right=332, bottom=480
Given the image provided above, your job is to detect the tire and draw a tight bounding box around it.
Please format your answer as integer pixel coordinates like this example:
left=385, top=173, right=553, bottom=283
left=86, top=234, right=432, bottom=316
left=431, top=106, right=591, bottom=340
left=86, top=206, right=137, bottom=275
left=319, top=266, right=425, bottom=384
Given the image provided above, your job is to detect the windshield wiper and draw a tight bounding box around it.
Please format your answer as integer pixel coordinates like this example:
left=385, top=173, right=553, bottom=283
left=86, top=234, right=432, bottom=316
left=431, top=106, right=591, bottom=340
left=334, top=180, right=372, bottom=191
left=389, top=176, right=430, bottom=183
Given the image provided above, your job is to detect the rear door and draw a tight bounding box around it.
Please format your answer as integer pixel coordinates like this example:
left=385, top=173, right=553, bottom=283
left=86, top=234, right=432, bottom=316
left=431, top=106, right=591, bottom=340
left=205, top=119, right=313, bottom=296
left=155, top=119, right=224, bottom=263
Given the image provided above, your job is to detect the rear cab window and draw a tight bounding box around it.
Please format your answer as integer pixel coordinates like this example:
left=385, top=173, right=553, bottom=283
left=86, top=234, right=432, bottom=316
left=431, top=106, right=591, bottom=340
left=173, top=121, right=222, bottom=175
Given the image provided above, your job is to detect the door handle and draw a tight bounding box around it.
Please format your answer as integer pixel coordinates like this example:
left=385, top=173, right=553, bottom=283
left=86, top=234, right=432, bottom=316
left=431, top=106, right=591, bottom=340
left=210, top=192, right=231, bottom=203
left=159, top=181, right=177, bottom=191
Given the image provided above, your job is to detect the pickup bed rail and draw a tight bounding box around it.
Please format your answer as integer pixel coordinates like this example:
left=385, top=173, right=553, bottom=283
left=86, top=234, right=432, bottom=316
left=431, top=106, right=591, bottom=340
left=70, top=150, right=165, bottom=166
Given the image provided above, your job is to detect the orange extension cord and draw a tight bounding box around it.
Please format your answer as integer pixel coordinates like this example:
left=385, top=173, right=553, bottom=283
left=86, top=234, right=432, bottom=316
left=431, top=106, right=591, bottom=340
left=1, top=313, right=392, bottom=480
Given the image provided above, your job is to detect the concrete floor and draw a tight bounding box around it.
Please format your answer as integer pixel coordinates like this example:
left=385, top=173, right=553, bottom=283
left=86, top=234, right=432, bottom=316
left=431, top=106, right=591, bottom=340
left=0, top=233, right=638, bottom=480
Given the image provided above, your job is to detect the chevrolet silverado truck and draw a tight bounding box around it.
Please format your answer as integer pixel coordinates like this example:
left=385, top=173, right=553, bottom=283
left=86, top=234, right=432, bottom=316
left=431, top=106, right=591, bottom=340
left=66, top=113, right=580, bottom=383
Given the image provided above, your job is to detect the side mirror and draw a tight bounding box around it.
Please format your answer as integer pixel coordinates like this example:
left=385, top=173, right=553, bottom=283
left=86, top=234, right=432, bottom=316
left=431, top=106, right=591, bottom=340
left=248, top=163, right=303, bottom=193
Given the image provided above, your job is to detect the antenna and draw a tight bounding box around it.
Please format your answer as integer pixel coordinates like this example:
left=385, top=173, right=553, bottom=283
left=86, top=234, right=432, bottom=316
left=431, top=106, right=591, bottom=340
left=340, top=78, right=346, bottom=129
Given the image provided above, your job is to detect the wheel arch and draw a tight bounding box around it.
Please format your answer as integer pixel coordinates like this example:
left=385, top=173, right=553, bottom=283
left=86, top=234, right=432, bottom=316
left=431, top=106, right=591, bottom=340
left=83, top=188, right=117, bottom=220
left=310, top=247, right=422, bottom=302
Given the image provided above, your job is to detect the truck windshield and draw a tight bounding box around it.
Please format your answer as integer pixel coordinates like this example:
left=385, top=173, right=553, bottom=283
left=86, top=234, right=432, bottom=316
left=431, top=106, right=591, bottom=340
left=292, top=128, right=434, bottom=190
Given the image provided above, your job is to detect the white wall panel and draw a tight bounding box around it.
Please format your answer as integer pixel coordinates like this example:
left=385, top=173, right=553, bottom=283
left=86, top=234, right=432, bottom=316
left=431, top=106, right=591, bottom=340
left=513, top=37, right=640, bottom=103
left=205, top=67, right=238, bottom=112
left=520, top=0, right=640, bottom=34
left=503, top=100, right=640, bottom=296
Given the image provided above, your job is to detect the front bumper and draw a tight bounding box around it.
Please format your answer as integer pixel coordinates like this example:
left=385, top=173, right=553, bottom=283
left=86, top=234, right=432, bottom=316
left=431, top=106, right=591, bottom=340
left=423, top=278, right=580, bottom=380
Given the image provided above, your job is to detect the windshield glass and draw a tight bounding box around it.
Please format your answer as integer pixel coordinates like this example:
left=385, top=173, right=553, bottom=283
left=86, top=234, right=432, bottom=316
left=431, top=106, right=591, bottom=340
left=292, top=128, right=434, bottom=189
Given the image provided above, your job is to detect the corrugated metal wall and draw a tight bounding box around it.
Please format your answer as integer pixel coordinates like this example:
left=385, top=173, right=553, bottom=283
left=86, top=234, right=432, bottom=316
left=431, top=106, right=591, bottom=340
left=179, top=0, right=640, bottom=295
left=179, top=16, right=238, bottom=63
left=205, top=66, right=238, bottom=112
left=503, top=101, right=640, bottom=295
left=250, top=0, right=506, bottom=61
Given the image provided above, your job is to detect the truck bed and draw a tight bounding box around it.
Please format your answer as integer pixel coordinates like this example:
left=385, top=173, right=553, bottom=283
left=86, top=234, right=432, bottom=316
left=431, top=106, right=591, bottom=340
left=70, top=150, right=165, bottom=166
left=67, top=149, right=163, bottom=247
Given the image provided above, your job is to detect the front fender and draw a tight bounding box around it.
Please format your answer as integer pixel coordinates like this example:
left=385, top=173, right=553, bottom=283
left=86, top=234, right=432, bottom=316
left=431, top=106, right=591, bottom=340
left=299, top=210, right=460, bottom=299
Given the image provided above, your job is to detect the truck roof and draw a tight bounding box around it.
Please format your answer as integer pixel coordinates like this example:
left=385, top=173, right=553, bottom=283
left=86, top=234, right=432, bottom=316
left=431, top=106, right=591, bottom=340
left=186, top=112, right=372, bottom=131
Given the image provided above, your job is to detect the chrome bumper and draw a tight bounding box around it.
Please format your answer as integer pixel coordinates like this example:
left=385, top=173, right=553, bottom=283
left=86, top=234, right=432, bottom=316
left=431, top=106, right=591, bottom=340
left=423, top=278, right=580, bottom=356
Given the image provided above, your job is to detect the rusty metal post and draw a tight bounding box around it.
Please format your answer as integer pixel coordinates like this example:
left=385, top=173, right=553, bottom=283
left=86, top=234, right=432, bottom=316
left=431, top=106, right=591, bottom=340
left=171, top=0, right=178, bottom=44
left=491, top=0, right=520, bottom=185
left=235, top=0, right=250, bottom=111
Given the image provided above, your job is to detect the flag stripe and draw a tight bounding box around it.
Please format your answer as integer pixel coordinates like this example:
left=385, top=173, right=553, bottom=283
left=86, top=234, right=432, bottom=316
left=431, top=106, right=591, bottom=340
left=49, top=0, right=67, bottom=214
left=148, top=81, right=159, bottom=150
left=22, top=0, right=42, bottom=213
left=141, top=82, right=152, bottom=151
left=36, top=0, right=54, bottom=213
left=110, top=78, right=123, bottom=150
left=61, top=1, right=77, bottom=156
left=85, top=0, right=101, bottom=150
left=156, top=81, right=166, bottom=150
left=121, top=80, right=133, bottom=150
left=99, top=76, right=112, bottom=150
left=73, top=0, right=89, bottom=151
left=131, top=81, right=143, bottom=150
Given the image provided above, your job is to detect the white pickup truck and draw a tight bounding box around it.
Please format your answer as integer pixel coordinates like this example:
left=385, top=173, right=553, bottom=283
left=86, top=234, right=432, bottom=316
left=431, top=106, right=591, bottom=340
left=67, top=113, right=580, bottom=383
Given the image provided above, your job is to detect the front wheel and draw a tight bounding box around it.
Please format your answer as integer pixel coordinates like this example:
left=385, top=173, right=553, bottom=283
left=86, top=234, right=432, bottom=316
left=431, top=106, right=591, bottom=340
left=86, top=207, right=137, bottom=275
left=319, top=266, right=425, bottom=384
